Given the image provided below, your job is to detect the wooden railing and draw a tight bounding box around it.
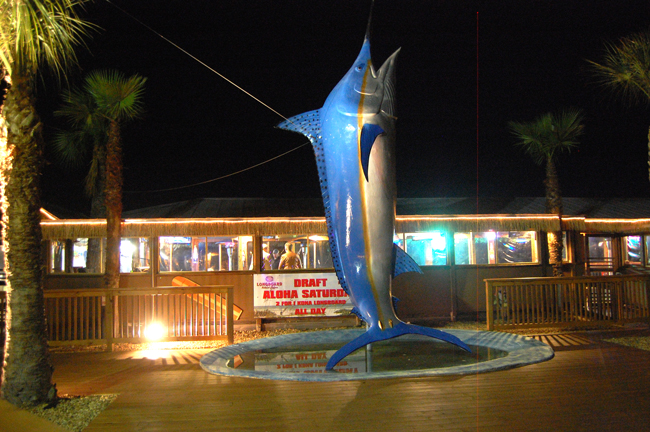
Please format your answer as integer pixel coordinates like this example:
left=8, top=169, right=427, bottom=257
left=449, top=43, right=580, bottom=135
left=43, top=285, right=234, bottom=350
left=486, top=276, right=650, bottom=330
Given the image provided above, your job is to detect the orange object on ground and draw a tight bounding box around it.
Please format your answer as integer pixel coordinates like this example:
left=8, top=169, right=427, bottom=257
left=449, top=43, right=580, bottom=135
left=172, top=276, right=243, bottom=320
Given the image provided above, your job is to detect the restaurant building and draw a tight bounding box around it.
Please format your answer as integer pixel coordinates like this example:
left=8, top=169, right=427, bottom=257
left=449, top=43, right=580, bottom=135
left=39, top=197, right=650, bottom=327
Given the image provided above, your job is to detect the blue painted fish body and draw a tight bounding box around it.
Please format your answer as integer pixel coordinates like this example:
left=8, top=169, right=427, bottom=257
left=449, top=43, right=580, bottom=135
left=279, top=37, right=470, bottom=370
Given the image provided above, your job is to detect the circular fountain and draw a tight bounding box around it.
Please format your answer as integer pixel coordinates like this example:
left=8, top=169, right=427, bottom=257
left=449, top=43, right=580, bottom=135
left=200, top=328, right=554, bottom=382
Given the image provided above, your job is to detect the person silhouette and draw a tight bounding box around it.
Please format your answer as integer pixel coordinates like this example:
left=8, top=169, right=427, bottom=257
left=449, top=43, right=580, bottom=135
left=278, top=242, right=302, bottom=269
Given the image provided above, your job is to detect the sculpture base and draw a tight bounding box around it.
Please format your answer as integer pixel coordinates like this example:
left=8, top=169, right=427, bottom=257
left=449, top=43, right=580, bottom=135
left=200, top=329, right=554, bottom=382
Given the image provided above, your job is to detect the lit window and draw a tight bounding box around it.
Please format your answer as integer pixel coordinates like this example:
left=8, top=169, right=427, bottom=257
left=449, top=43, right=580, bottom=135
left=454, top=231, right=538, bottom=265
left=49, top=237, right=149, bottom=274
left=158, top=236, right=252, bottom=272
left=403, top=231, right=447, bottom=266
left=50, top=240, right=66, bottom=272
left=587, top=236, right=614, bottom=275
left=262, top=235, right=332, bottom=271
left=120, top=238, right=150, bottom=273
left=624, top=235, right=642, bottom=265
left=498, top=231, right=537, bottom=264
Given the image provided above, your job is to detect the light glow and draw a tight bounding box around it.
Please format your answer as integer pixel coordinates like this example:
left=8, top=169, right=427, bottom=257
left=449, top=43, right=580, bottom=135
left=144, top=322, right=166, bottom=341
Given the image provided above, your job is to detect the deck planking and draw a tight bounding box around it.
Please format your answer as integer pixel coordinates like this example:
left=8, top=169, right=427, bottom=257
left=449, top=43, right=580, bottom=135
left=47, top=330, right=650, bottom=432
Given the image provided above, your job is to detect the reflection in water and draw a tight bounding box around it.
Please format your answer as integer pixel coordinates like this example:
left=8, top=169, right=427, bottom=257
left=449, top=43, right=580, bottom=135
left=227, top=337, right=507, bottom=375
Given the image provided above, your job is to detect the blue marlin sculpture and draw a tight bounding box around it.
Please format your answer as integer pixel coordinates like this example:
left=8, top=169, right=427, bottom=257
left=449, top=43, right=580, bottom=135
left=278, top=32, right=470, bottom=370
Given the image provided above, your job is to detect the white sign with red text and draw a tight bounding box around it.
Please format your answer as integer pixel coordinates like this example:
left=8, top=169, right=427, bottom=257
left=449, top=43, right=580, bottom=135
left=253, top=273, right=352, bottom=318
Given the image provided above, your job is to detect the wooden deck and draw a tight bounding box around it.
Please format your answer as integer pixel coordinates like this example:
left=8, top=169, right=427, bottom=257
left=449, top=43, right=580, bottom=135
left=5, top=328, right=650, bottom=431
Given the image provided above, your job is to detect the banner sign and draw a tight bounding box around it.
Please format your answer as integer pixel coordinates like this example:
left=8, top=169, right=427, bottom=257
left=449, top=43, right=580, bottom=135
left=253, top=273, right=352, bottom=318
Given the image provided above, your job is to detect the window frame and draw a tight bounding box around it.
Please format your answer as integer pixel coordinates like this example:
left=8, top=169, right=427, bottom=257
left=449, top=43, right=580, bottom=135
left=396, top=231, right=450, bottom=267
left=157, top=235, right=253, bottom=273
left=261, top=234, right=334, bottom=272
left=453, top=230, right=540, bottom=266
left=48, top=237, right=151, bottom=274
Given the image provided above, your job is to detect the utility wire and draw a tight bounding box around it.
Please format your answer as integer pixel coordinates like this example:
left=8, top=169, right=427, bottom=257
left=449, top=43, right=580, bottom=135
left=104, top=0, right=308, bottom=194
left=126, top=142, right=309, bottom=193
left=104, top=0, right=288, bottom=121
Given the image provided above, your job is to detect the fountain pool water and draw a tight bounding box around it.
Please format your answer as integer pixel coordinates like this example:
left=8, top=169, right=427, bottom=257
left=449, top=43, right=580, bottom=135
left=200, top=328, right=554, bottom=382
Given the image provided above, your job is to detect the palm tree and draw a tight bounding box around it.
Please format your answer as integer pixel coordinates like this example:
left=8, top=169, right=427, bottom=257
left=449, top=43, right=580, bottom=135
left=54, top=77, right=110, bottom=273
left=588, top=30, right=650, bottom=181
left=54, top=70, right=146, bottom=279
left=79, top=70, right=146, bottom=291
left=509, top=109, right=585, bottom=277
left=0, top=0, right=94, bottom=407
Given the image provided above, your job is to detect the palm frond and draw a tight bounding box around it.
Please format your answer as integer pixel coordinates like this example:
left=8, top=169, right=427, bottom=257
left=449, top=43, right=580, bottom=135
left=54, top=82, right=109, bottom=170
left=84, top=69, right=147, bottom=121
left=509, top=109, right=584, bottom=165
left=84, top=150, right=101, bottom=197
left=52, top=129, right=91, bottom=166
left=588, top=30, right=650, bottom=104
left=52, top=68, right=145, bottom=200
left=0, top=0, right=97, bottom=79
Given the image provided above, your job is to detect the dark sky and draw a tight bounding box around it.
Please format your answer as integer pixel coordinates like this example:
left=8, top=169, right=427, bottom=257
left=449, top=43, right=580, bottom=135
left=38, top=0, right=650, bottom=215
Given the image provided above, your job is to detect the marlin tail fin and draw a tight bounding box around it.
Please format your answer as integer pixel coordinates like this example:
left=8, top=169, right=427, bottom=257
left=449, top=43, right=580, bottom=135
left=326, top=322, right=471, bottom=370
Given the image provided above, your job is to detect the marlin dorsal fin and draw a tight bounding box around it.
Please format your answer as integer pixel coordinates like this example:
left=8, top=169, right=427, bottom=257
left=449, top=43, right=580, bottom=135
left=278, top=110, right=350, bottom=295
left=277, top=110, right=322, bottom=143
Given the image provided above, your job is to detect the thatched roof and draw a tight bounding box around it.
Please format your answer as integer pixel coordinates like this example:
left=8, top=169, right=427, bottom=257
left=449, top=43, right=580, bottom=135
left=40, top=197, right=650, bottom=239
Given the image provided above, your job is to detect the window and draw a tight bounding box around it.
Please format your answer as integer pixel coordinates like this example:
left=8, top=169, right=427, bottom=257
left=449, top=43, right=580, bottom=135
left=624, top=235, right=643, bottom=265
left=50, top=240, right=67, bottom=273
left=158, top=236, right=252, bottom=272
left=453, top=231, right=538, bottom=265
left=262, top=235, right=333, bottom=271
left=120, top=238, right=151, bottom=272
left=498, top=231, right=536, bottom=263
left=400, top=231, right=448, bottom=266
left=587, top=236, right=614, bottom=275
left=49, top=238, right=149, bottom=273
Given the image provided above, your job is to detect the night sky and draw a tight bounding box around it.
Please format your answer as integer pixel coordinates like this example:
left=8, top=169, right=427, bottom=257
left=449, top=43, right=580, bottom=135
left=37, top=0, right=650, bottom=216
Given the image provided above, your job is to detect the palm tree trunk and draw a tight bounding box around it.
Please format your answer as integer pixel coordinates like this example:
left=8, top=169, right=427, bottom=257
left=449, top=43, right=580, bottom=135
left=87, top=144, right=106, bottom=273
left=647, top=125, right=650, bottom=182
left=1, top=74, right=56, bottom=407
left=545, top=157, right=564, bottom=277
left=104, top=120, right=122, bottom=290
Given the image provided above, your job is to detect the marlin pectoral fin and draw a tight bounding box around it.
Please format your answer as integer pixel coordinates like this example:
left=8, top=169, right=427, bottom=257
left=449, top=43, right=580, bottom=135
left=392, top=244, right=423, bottom=277
left=360, top=123, right=385, bottom=181
left=326, top=322, right=471, bottom=370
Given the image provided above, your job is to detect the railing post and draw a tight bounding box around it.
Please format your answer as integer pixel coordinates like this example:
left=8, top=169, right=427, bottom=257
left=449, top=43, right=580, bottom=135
left=485, top=280, right=494, bottom=331
left=616, top=278, right=623, bottom=321
left=645, top=279, right=650, bottom=327
left=104, top=290, right=114, bottom=352
left=227, top=286, right=234, bottom=345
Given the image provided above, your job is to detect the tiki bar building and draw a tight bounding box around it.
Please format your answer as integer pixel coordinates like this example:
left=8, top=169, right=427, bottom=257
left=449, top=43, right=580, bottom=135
left=36, top=197, right=650, bottom=332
